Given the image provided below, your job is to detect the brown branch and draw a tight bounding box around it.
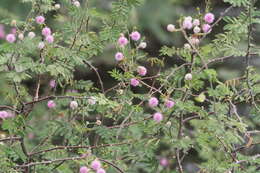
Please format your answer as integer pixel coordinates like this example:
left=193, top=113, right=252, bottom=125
left=0, top=137, right=21, bottom=142
left=83, top=60, right=105, bottom=93
left=29, top=141, right=133, bottom=156
left=99, top=158, right=125, bottom=173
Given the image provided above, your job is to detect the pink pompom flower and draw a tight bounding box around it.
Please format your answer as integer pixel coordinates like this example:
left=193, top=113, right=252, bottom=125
left=193, top=26, right=201, bottom=33
left=149, top=97, right=159, bottom=107
left=137, top=66, right=147, bottom=76
left=193, top=19, right=200, bottom=26
left=70, top=101, right=78, bottom=110
left=6, top=34, right=16, bottom=43
left=79, top=166, right=89, bottom=173
left=38, top=42, right=45, bottom=49
left=130, top=31, right=141, bottom=41
left=167, top=24, right=175, bottom=32
left=47, top=100, right=56, bottom=109
left=153, top=112, right=163, bottom=123
left=49, top=80, right=56, bottom=88
left=35, top=16, right=45, bottom=24
left=42, top=27, right=52, bottom=36
left=130, top=78, right=139, bottom=87
left=96, top=168, right=106, bottom=173
left=202, top=24, right=211, bottom=33
left=115, top=52, right=124, bottom=61
left=73, top=1, right=80, bottom=7
left=91, top=159, right=101, bottom=171
left=0, top=111, right=8, bottom=119
left=204, top=13, right=215, bottom=24
left=165, top=100, right=175, bottom=109
left=28, top=32, right=36, bottom=39
left=45, top=35, right=54, bottom=43
left=182, top=20, right=193, bottom=29
left=160, top=158, right=169, bottom=167
left=117, top=35, right=128, bottom=47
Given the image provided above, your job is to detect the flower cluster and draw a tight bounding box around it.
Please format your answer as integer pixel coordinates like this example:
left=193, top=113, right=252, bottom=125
left=80, top=159, right=106, bottom=173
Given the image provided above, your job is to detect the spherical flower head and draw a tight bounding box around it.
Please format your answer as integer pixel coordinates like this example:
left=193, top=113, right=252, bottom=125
left=88, top=96, right=96, bottom=105
left=73, top=1, right=81, bottom=7
left=45, top=35, right=54, bottom=43
left=130, top=31, right=141, bottom=41
left=185, top=16, right=192, bottom=21
left=18, top=33, right=24, bottom=40
left=54, top=4, right=61, bottom=9
left=202, top=24, right=211, bottom=33
left=79, top=166, right=89, bottom=173
left=149, top=97, right=159, bottom=107
left=6, top=34, right=16, bottom=43
left=204, top=13, right=215, bottom=24
left=193, top=19, right=200, bottom=26
left=185, top=73, right=192, bottom=80
left=0, top=111, right=8, bottom=119
left=130, top=78, right=139, bottom=87
left=38, top=42, right=45, bottom=49
left=115, top=52, right=124, bottom=61
left=35, top=16, right=45, bottom=24
left=70, top=101, right=78, bottom=110
left=117, top=35, right=128, bottom=47
left=184, top=43, right=191, bottom=50
left=153, top=112, right=163, bottom=123
left=28, top=32, right=36, bottom=39
left=193, top=26, right=201, bottom=33
left=47, top=100, right=56, bottom=109
left=165, top=100, right=175, bottom=109
left=182, top=19, right=193, bottom=30
left=96, top=168, right=106, bottom=173
left=137, top=66, right=147, bottom=76
left=91, top=159, right=101, bottom=171
left=160, top=158, right=169, bottom=167
left=49, top=80, right=56, bottom=88
left=42, top=27, right=52, bottom=37
left=167, top=24, right=175, bottom=32
left=138, top=42, right=147, bottom=49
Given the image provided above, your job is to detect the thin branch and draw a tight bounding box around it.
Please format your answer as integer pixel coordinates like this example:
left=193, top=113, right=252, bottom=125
left=83, top=60, right=105, bottom=93
left=99, top=158, right=124, bottom=173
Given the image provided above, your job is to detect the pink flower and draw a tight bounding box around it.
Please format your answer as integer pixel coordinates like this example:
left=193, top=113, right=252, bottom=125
left=91, top=159, right=101, bottom=171
left=47, top=100, right=56, bottom=109
left=193, top=19, right=200, bottom=26
left=202, top=24, right=211, bottom=33
left=182, top=16, right=193, bottom=29
left=35, top=16, right=45, bottom=24
left=190, top=37, right=200, bottom=45
left=130, top=78, right=139, bottom=87
left=160, top=158, right=169, bottom=167
left=0, top=111, right=8, bottom=119
left=137, top=66, right=147, bottom=76
left=193, top=26, right=201, bottom=33
left=153, top=112, right=163, bottom=123
left=130, top=31, right=141, bottom=41
left=149, top=97, right=159, bottom=107
left=38, top=42, right=45, bottom=49
left=6, top=34, right=16, bottom=43
left=49, top=80, right=56, bottom=88
left=117, top=35, right=128, bottom=47
left=165, top=100, right=175, bottom=108
left=18, top=33, right=24, bottom=40
left=182, top=19, right=193, bottom=29
left=0, top=24, right=5, bottom=39
left=73, top=1, right=80, bottom=7
left=96, top=168, right=106, bottom=173
left=45, top=35, right=54, bottom=43
left=28, top=32, right=35, bottom=39
left=42, top=27, right=51, bottom=36
left=167, top=24, right=175, bottom=32
left=115, top=52, right=124, bottom=61
left=70, top=101, right=78, bottom=109
left=79, top=166, right=89, bottom=173
left=204, top=13, right=215, bottom=24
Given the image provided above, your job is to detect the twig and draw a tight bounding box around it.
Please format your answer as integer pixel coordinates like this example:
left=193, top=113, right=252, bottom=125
left=99, top=158, right=125, bottom=173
